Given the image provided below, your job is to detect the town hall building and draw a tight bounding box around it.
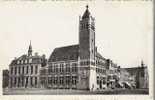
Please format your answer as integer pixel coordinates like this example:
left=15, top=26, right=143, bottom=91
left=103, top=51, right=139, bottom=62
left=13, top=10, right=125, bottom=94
left=39, top=5, right=119, bottom=90
left=6, top=5, right=148, bottom=91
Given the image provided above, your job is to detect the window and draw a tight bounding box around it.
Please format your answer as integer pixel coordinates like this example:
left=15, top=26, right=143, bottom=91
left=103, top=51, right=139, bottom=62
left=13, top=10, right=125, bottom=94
left=15, top=67, right=17, bottom=75
left=96, top=68, right=98, bottom=73
left=66, top=67, right=70, bottom=72
left=97, top=76, right=99, bottom=84
left=66, top=63, right=70, bottom=72
left=14, top=77, right=17, bottom=85
left=66, top=76, right=70, bottom=85
left=22, top=77, right=24, bottom=86
left=18, top=67, right=21, bottom=74
left=17, top=60, right=20, bottom=64
left=25, top=60, right=27, bottom=64
left=56, top=67, right=58, bottom=73
left=48, top=77, right=52, bottom=85
left=72, top=67, right=78, bottom=72
left=91, top=25, right=95, bottom=30
left=72, top=76, right=77, bottom=85
left=31, top=66, right=33, bottom=74
left=141, top=72, right=144, bottom=77
left=27, top=59, right=29, bottom=63
left=60, top=77, right=63, bottom=85
left=10, top=77, right=13, bottom=87
left=11, top=67, right=13, bottom=75
left=29, top=59, right=32, bottom=63
left=92, top=49, right=93, bottom=54
left=21, top=60, right=23, bottom=64
left=35, top=65, right=38, bottom=74
left=35, top=77, right=37, bottom=85
left=30, top=77, right=33, bottom=86
left=60, top=63, right=64, bottom=72
left=22, top=66, right=24, bottom=74
left=26, top=66, right=29, bottom=74
left=55, top=77, right=58, bottom=84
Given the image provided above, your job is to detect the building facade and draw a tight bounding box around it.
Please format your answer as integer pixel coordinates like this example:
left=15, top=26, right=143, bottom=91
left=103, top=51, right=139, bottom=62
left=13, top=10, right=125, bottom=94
left=3, top=69, right=9, bottom=88
left=122, top=61, right=149, bottom=89
left=8, top=42, right=47, bottom=88
left=39, top=5, right=120, bottom=91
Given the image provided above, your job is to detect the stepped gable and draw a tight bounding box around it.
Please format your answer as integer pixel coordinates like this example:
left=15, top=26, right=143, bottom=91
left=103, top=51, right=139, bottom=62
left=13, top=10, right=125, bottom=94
left=48, top=44, right=79, bottom=62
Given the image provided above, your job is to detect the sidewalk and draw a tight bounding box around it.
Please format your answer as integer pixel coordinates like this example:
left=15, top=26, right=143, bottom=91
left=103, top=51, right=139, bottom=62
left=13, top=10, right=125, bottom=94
left=3, top=88, right=149, bottom=95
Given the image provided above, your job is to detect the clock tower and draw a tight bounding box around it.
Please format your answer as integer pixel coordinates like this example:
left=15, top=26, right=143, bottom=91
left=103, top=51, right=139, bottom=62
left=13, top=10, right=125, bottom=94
left=78, top=5, right=97, bottom=90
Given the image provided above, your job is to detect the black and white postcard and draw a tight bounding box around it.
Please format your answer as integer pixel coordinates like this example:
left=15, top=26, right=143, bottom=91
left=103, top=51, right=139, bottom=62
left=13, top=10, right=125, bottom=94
left=0, top=0, right=153, bottom=100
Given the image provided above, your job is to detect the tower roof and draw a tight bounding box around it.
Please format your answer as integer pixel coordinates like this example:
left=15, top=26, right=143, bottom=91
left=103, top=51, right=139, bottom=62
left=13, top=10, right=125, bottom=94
left=28, top=40, right=32, bottom=56
left=28, top=41, right=32, bottom=51
left=82, top=5, right=91, bottom=19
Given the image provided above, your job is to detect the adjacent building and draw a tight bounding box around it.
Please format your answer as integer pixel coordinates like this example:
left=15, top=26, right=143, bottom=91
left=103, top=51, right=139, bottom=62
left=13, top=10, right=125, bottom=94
left=3, top=69, right=9, bottom=88
left=8, top=42, right=47, bottom=88
left=122, top=61, right=149, bottom=89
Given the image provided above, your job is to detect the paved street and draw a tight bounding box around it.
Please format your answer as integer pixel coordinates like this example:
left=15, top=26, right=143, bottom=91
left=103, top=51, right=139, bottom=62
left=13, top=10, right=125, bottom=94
left=3, top=88, right=149, bottom=95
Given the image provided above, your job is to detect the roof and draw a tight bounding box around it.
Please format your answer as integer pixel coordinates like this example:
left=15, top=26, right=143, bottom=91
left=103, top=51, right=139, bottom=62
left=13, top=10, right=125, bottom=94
left=121, top=67, right=146, bottom=75
left=48, top=45, right=79, bottom=62
left=10, top=54, right=47, bottom=66
left=96, top=52, right=106, bottom=60
left=82, top=6, right=91, bottom=19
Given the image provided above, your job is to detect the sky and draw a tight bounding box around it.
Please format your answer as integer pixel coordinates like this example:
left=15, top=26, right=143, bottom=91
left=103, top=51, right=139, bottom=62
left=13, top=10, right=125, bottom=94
left=0, top=0, right=153, bottom=69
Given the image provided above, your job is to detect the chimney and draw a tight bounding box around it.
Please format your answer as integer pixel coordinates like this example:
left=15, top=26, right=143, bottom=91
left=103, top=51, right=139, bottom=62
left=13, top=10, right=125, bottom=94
left=35, top=52, right=38, bottom=56
left=42, top=54, right=46, bottom=58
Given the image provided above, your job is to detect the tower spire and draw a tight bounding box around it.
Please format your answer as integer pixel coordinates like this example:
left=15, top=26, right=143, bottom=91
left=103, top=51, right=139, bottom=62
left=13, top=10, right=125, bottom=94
left=141, top=60, right=144, bottom=67
left=86, top=5, right=89, bottom=9
left=82, top=5, right=91, bottom=19
left=28, top=40, right=32, bottom=56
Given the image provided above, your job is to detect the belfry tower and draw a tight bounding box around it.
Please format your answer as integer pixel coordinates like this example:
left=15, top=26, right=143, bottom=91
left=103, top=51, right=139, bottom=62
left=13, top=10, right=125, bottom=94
left=78, top=5, right=97, bottom=90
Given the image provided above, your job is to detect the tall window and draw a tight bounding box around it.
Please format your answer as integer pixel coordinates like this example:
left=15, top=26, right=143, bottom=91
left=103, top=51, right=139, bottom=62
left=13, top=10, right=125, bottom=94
left=18, top=67, right=21, bottom=74
left=35, top=77, right=37, bottom=85
left=30, top=77, right=33, bottom=86
left=60, top=63, right=64, bottom=72
left=22, top=66, right=24, bottom=74
left=72, top=76, right=77, bottom=85
left=26, top=66, right=29, bottom=74
left=15, top=67, right=17, bottom=75
left=11, top=67, right=13, bottom=75
left=97, top=76, right=99, bottom=84
left=66, top=76, right=70, bottom=85
left=35, top=65, right=38, bottom=74
left=66, top=63, right=70, bottom=72
left=60, top=76, right=63, bottom=85
left=31, top=65, right=33, bottom=74
left=14, top=77, right=17, bottom=86
left=48, top=77, right=52, bottom=85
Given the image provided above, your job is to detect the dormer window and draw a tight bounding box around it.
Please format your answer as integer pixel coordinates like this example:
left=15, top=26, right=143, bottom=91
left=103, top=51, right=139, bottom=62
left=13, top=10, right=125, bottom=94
left=21, top=60, right=23, bottom=64
left=25, top=60, right=27, bottom=64
left=29, top=59, right=32, bottom=63
left=17, top=60, right=20, bottom=64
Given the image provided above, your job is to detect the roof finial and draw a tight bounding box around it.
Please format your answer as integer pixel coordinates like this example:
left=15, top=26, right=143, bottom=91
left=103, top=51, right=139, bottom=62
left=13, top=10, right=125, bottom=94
left=86, top=5, right=89, bottom=9
left=28, top=40, right=32, bottom=56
